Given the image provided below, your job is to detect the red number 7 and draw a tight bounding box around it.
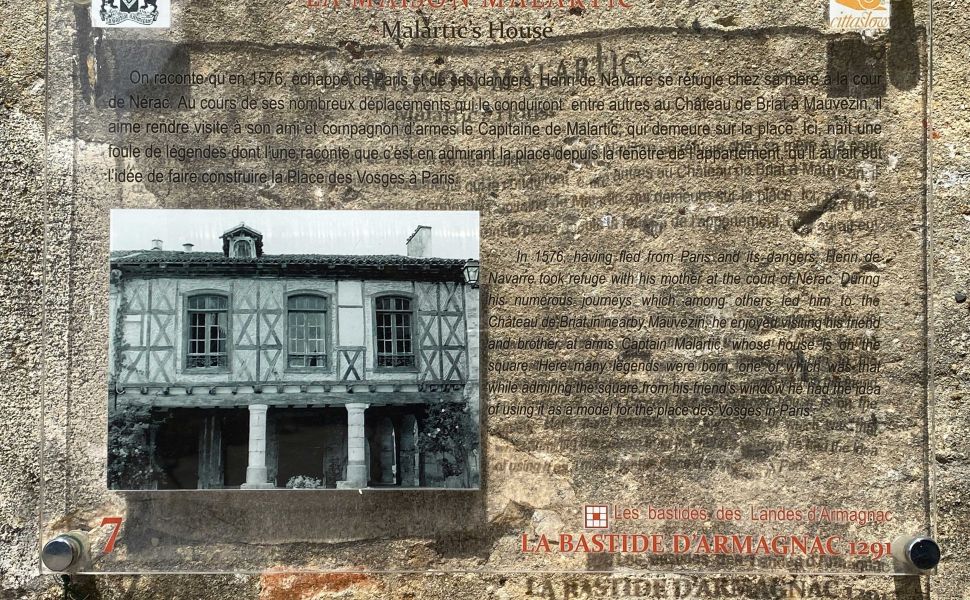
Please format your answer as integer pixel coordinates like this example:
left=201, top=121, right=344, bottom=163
left=101, top=517, right=123, bottom=554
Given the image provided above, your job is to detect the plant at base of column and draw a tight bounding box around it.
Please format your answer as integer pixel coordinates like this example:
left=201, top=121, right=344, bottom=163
left=286, top=475, right=323, bottom=489
left=417, top=402, right=478, bottom=485
left=107, top=404, right=168, bottom=489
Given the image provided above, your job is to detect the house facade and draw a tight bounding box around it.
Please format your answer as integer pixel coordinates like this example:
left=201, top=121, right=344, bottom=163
left=108, top=224, right=480, bottom=490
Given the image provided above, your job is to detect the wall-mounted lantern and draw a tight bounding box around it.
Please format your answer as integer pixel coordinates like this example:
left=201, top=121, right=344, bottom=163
left=463, top=259, right=480, bottom=288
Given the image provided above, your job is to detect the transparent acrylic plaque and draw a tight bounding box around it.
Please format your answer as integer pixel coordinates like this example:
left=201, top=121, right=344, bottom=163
left=43, top=0, right=934, bottom=575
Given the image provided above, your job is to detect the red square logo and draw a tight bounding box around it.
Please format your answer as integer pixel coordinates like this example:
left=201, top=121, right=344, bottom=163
left=584, top=505, right=609, bottom=529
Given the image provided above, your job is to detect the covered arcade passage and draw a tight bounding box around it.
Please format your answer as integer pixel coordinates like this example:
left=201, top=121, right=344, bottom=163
left=140, top=403, right=454, bottom=489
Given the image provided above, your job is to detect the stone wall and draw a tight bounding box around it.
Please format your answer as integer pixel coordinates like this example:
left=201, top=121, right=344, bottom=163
left=2, top=0, right=969, bottom=598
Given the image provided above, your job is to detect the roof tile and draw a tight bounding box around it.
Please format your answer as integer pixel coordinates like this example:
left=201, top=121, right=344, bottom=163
left=110, top=250, right=466, bottom=268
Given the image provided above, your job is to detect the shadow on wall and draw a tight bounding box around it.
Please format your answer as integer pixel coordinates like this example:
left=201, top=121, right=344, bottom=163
left=888, top=0, right=921, bottom=91
left=827, top=0, right=921, bottom=98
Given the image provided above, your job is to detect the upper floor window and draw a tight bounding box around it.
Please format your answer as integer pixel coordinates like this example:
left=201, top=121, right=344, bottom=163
left=375, top=296, right=415, bottom=368
left=288, top=295, right=328, bottom=368
left=187, top=295, right=228, bottom=369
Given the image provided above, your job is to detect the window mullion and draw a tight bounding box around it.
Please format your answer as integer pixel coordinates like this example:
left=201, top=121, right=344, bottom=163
left=205, top=311, right=214, bottom=365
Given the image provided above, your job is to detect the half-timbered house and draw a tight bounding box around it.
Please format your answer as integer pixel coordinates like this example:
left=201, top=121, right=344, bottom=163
left=108, top=224, right=480, bottom=490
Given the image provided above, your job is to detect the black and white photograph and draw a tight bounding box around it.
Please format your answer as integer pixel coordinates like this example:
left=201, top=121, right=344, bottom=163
left=107, top=209, right=481, bottom=491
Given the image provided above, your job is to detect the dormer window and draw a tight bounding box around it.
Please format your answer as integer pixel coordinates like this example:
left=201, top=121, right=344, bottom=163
left=220, top=223, right=263, bottom=259
left=232, top=239, right=253, bottom=258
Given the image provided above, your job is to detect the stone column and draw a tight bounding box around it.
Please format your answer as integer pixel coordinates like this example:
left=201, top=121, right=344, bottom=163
left=241, top=404, right=274, bottom=489
left=337, top=403, right=369, bottom=489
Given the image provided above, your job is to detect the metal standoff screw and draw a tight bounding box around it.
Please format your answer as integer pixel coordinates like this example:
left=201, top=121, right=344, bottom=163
left=892, top=535, right=941, bottom=572
left=41, top=533, right=86, bottom=572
